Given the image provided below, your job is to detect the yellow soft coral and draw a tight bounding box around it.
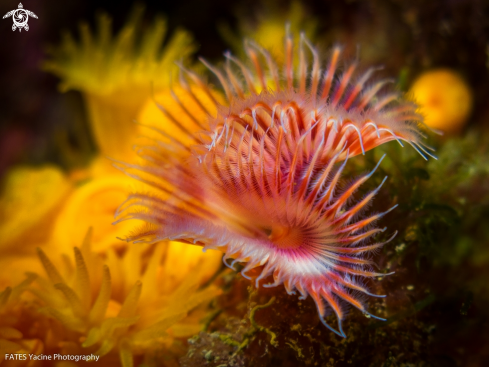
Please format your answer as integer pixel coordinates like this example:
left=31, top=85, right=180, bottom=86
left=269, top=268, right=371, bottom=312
left=0, top=275, right=42, bottom=366
left=0, top=7, right=226, bottom=366
left=0, top=166, right=71, bottom=254
left=136, top=84, right=224, bottom=149
left=31, top=230, right=221, bottom=367
left=409, top=69, right=473, bottom=134
left=219, top=1, right=317, bottom=63
left=43, top=6, right=196, bottom=160
left=51, top=175, right=143, bottom=253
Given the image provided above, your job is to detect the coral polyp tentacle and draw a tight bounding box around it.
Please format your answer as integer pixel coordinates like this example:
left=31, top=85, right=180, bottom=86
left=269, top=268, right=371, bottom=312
left=117, top=32, right=431, bottom=337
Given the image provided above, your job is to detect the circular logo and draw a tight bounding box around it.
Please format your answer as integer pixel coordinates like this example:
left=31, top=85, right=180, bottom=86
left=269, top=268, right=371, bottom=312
left=12, top=9, right=28, bottom=28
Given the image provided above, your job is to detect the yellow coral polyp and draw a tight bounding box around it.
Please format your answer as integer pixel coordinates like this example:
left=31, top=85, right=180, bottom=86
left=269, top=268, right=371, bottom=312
left=0, top=274, right=39, bottom=364
left=0, top=166, right=71, bottom=254
left=220, top=1, right=317, bottom=63
left=43, top=6, right=196, bottom=160
left=137, top=85, right=224, bottom=149
left=51, top=175, right=143, bottom=253
left=32, top=230, right=221, bottom=367
left=409, top=69, right=473, bottom=134
left=157, top=242, right=223, bottom=294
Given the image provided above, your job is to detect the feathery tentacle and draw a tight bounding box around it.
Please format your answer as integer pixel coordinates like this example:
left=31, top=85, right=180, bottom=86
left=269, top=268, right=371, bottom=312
left=116, top=32, right=431, bottom=337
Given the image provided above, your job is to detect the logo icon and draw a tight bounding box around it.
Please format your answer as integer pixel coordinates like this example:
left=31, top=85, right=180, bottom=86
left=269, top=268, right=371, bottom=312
left=3, top=3, right=37, bottom=32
